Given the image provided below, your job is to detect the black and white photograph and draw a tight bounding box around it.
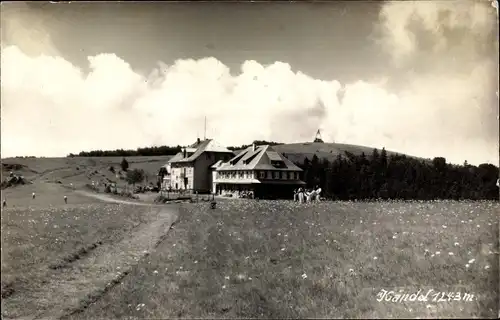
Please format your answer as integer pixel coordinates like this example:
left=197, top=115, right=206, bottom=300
left=1, top=0, right=499, bottom=319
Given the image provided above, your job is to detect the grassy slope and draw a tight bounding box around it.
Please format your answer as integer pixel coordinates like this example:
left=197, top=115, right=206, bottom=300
left=274, top=142, right=429, bottom=163
left=1, top=140, right=422, bottom=184
left=1, top=155, right=172, bottom=318
left=75, top=200, right=499, bottom=319
left=233, top=142, right=428, bottom=164
left=1, top=195, right=158, bottom=318
left=1, top=156, right=172, bottom=191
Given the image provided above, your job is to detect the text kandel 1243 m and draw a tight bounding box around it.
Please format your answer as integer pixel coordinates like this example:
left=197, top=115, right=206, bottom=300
left=376, top=289, right=475, bottom=303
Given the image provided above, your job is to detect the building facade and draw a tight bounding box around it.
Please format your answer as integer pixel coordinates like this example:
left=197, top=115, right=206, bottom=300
left=213, top=144, right=305, bottom=199
left=164, top=139, right=234, bottom=193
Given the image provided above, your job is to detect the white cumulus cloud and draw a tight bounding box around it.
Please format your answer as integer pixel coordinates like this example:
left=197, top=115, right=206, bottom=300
left=1, top=1, right=498, bottom=166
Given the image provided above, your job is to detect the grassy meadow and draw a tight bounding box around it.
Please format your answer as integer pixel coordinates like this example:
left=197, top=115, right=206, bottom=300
left=72, top=199, right=499, bottom=319
left=1, top=155, right=171, bottom=188
left=1, top=196, right=163, bottom=318
left=1, top=155, right=499, bottom=318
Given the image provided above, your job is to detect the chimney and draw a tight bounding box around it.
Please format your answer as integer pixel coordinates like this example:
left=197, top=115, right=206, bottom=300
left=197, top=137, right=201, bottom=144
left=183, top=148, right=187, bottom=158
left=252, top=143, right=256, bottom=152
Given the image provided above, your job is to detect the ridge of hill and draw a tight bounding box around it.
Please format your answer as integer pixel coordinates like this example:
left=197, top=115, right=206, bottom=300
left=235, top=142, right=428, bottom=164
left=1, top=142, right=429, bottom=184
left=1, top=156, right=173, bottom=191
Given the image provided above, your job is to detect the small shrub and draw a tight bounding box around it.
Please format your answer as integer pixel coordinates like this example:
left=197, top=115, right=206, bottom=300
left=120, top=158, right=129, bottom=171
left=126, top=169, right=145, bottom=187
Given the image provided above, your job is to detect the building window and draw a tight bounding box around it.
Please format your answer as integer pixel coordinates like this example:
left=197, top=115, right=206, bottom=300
left=273, top=171, right=280, bottom=179
left=259, top=171, right=265, bottom=179
left=282, top=172, right=287, bottom=180
left=239, top=171, right=244, bottom=179
left=231, top=172, right=236, bottom=179
left=289, top=172, right=294, bottom=180
left=267, top=171, right=272, bottom=179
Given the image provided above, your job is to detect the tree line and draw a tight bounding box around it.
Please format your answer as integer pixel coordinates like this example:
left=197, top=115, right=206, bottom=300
left=68, top=145, right=184, bottom=157
left=226, top=140, right=283, bottom=151
left=68, top=140, right=282, bottom=157
left=294, top=148, right=499, bottom=201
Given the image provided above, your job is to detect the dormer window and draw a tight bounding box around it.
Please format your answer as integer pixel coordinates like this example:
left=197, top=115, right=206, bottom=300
left=271, top=160, right=286, bottom=168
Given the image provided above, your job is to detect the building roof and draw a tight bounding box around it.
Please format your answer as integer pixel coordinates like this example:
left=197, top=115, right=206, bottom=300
left=167, top=152, right=185, bottom=164
left=168, top=139, right=234, bottom=164
left=204, top=140, right=234, bottom=153
left=210, top=160, right=224, bottom=169
left=216, top=145, right=303, bottom=172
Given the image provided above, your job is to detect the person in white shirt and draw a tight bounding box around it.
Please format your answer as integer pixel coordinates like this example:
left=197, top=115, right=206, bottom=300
left=298, top=188, right=305, bottom=203
left=315, top=187, right=322, bottom=201
left=306, top=189, right=314, bottom=203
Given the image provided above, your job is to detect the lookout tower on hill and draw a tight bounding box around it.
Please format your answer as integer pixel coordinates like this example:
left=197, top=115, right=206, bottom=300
left=313, top=129, right=324, bottom=143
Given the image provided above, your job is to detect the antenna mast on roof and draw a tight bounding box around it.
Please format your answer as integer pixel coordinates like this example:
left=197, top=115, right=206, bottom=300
left=204, top=116, right=207, bottom=140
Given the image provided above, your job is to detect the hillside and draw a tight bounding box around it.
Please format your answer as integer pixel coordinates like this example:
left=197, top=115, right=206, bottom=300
left=1, top=142, right=426, bottom=186
left=236, top=142, right=427, bottom=164
left=1, top=156, right=172, bottom=191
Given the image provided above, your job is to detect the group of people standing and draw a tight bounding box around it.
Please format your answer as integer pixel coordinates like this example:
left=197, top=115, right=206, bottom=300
left=293, top=186, right=322, bottom=203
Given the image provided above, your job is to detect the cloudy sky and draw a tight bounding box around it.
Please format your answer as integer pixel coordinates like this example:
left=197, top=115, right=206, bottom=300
left=1, top=1, right=498, bottom=165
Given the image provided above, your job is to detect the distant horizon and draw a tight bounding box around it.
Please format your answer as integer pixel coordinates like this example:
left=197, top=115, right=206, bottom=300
left=3, top=138, right=497, bottom=167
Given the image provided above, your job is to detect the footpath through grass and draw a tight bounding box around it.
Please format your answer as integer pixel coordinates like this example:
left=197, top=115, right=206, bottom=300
left=1, top=201, right=156, bottom=318
left=75, top=200, right=499, bottom=319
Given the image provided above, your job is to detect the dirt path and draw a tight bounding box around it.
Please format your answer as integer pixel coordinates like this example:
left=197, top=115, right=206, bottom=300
left=2, top=192, right=179, bottom=320
left=74, top=190, right=159, bottom=206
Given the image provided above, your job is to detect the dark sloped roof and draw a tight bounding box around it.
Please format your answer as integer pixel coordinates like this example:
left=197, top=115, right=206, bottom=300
left=267, top=151, right=283, bottom=161
left=168, top=139, right=234, bottom=164
left=217, top=145, right=302, bottom=172
left=175, top=139, right=212, bottom=163
left=210, top=160, right=224, bottom=169
left=167, top=152, right=185, bottom=164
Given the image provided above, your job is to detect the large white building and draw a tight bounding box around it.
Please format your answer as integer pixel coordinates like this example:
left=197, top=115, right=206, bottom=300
left=212, top=144, right=305, bottom=199
left=162, top=139, right=234, bottom=193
